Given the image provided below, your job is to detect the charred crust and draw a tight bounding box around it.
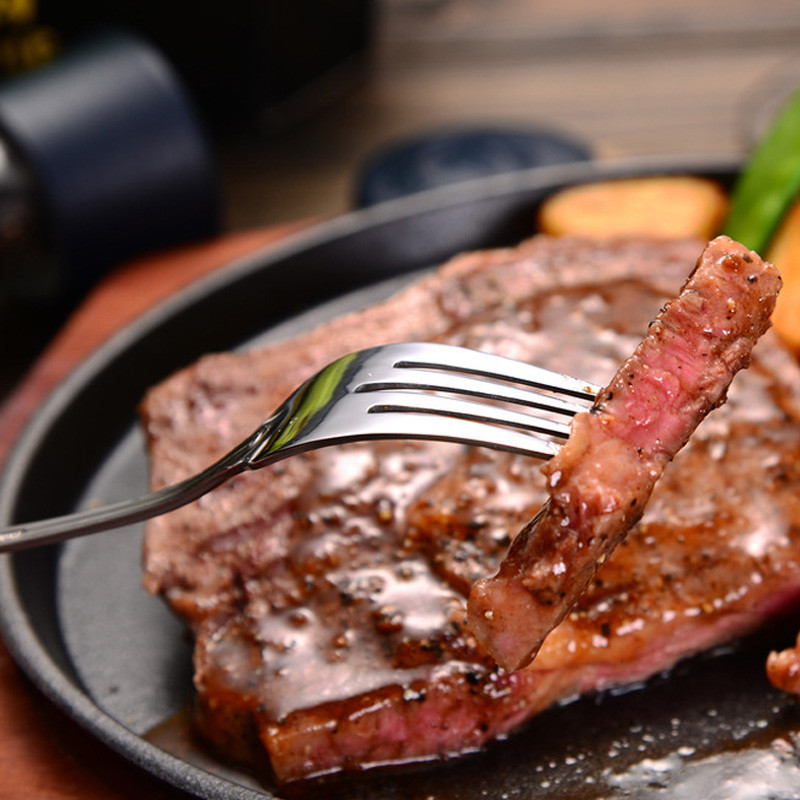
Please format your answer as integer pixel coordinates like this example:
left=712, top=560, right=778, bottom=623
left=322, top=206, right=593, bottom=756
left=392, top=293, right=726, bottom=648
left=465, top=670, right=482, bottom=685
left=339, top=590, right=355, bottom=606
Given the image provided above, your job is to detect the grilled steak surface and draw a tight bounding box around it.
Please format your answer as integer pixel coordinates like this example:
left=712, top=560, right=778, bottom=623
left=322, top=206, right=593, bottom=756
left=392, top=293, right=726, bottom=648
left=468, top=236, right=781, bottom=670
left=140, top=235, right=800, bottom=784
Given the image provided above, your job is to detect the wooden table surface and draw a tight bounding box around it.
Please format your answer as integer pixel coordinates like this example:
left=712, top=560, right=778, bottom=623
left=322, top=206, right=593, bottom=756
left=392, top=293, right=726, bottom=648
left=4, top=1, right=800, bottom=796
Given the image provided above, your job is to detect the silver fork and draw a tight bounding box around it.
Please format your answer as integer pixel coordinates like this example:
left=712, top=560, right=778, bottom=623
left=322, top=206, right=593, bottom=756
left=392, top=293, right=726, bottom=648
left=0, top=342, right=600, bottom=552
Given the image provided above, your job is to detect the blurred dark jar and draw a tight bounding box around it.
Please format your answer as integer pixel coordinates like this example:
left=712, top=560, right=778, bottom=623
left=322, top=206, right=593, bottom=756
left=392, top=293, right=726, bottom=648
left=34, top=1, right=375, bottom=130
left=0, top=28, right=219, bottom=394
left=0, top=29, right=219, bottom=305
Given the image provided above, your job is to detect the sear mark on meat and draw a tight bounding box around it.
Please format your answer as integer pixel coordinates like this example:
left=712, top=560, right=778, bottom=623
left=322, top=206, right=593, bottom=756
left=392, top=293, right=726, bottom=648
left=467, top=236, right=782, bottom=671
left=140, top=235, right=800, bottom=784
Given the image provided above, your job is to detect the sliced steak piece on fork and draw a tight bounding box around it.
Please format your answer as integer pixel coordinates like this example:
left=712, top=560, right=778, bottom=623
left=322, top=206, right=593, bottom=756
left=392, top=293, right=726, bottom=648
left=468, top=235, right=782, bottom=670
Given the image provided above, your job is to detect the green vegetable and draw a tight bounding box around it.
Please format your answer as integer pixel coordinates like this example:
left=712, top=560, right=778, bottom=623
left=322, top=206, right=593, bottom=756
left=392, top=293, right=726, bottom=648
left=725, top=87, right=800, bottom=253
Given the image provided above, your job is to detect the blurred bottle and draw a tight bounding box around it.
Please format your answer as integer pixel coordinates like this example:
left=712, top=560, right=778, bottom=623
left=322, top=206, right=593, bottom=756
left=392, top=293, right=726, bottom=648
left=0, top=28, right=218, bottom=391
left=0, top=134, right=52, bottom=307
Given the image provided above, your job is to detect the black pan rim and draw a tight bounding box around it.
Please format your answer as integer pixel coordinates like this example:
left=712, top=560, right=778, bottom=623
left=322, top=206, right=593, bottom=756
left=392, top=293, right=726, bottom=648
left=0, top=153, right=741, bottom=800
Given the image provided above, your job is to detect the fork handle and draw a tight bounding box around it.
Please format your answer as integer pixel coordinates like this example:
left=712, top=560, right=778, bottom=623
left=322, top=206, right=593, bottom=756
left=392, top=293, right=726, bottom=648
left=0, top=429, right=267, bottom=553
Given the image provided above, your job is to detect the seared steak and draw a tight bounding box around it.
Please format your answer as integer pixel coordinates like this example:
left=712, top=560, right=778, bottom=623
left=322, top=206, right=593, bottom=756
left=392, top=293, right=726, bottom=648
left=141, top=235, right=800, bottom=784
left=468, top=236, right=781, bottom=670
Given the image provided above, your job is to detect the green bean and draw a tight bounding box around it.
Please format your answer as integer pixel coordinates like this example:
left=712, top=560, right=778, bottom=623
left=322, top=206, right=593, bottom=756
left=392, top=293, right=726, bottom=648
left=725, top=88, right=800, bottom=253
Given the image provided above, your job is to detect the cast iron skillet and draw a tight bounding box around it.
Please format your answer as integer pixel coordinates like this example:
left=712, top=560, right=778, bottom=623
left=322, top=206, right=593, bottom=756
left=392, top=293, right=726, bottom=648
left=4, top=155, right=800, bottom=800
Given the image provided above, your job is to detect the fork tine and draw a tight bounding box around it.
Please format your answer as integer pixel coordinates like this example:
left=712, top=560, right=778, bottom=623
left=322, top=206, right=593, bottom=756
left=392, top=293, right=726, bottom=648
left=388, top=342, right=600, bottom=400
left=367, top=390, right=573, bottom=437
left=354, top=408, right=563, bottom=459
left=356, top=367, right=589, bottom=417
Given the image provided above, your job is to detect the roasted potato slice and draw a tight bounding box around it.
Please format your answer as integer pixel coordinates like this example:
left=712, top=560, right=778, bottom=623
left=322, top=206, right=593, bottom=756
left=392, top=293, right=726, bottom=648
left=538, top=175, right=728, bottom=239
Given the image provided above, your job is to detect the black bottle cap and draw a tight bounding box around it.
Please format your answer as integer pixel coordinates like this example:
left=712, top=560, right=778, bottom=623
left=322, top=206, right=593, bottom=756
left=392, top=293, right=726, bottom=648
left=0, top=28, right=219, bottom=294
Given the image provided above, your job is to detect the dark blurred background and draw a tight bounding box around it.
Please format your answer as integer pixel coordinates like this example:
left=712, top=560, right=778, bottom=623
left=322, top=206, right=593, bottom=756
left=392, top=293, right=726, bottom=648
left=2, top=0, right=800, bottom=395
left=4, top=0, right=800, bottom=228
